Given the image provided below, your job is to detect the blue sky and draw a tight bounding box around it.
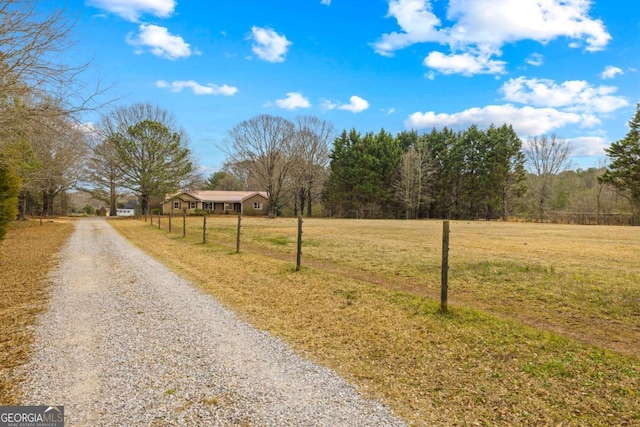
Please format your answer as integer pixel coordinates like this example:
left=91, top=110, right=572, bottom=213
left=57, top=0, right=640, bottom=173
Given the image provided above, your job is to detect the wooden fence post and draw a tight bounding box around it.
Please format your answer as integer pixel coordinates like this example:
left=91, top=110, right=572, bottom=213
left=158, top=212, right=161, bottom=229
left=169, top=212, right=172, bottom=233
left=296, top=216, right=303, bottom=271
left=202, top=215, right=207, bottom=243
left=150, top=213, right=153, bottom=225
left=236, top=214, right=242, bottom=253
left=182, top=209, right=186, bottom=238
left=441, top=220, right=450, bottom=313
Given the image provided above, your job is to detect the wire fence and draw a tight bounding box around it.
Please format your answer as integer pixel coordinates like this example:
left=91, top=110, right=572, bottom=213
left=512, top=212, right=636, bottom=226
left=141, top=213, right=304, bottom=262
left=140, top=212, right=452, bottom=312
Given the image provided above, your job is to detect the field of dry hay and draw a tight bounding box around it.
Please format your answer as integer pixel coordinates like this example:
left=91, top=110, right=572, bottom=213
left=113, top=216, right=639, bottom=426
left=0, top=219, right=74, bottom=404
left=234, top=217, right=640, bottom=359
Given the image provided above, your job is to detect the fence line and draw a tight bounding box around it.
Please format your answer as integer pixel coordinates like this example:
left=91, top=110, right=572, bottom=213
left=142, top=214, right=319, bottom=272
left=513, top=212, right=636, bottom=226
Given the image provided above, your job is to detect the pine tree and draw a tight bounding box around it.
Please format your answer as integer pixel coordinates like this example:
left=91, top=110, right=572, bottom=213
left=600, top=104, right=640, bottom=219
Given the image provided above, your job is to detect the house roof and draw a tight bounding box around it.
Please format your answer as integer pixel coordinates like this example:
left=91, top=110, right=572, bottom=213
left=167, top=191, right=268, bottom=203
left=123, top=200, right=138, bottom=209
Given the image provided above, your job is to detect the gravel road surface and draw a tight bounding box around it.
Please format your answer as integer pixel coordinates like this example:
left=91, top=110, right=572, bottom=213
left=19, top=218, right=406, bottom=426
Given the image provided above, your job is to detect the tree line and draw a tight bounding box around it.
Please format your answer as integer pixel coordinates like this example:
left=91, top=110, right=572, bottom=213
left=0, top=1, right=198, bottom=238
left=2, top=1, right=640, bottom=241
left=0, top=0, right=102, bottom=238
left=217, top=115, right=637, bottom=223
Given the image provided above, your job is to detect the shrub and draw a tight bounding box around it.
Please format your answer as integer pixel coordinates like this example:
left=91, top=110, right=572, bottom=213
left=0, top=160, right=20, bottom=240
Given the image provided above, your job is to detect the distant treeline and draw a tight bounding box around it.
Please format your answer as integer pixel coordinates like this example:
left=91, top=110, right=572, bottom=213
left=320, top=125, right=631, bottom=222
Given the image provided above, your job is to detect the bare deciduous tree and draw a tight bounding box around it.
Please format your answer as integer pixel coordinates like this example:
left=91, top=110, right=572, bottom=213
left=25, top=112, right=89, bottom=216
left=222, top=160, right=258, bottom=191
left=524, top=134, right=573, bottom=222
left=83, top=134, right=122, bottom=216
left=289, top=116, right=333, bottom=216
left=225, top=115, right=296, bottom=216
left=0, top=0, right=108, bottom=127
left=0, top=0, right=111, bottom=221
left=393, top=142, right=434, bottom=219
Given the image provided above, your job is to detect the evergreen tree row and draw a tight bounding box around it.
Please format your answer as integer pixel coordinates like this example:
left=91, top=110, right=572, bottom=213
left=323, top=124, right=526, bottom=220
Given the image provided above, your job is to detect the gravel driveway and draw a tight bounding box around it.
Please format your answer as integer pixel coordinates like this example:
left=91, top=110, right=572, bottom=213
left=19, top=218, right=406, bottom=426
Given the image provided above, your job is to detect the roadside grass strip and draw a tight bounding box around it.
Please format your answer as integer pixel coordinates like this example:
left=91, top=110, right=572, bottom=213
left=0, top=220, right=74, bottom=404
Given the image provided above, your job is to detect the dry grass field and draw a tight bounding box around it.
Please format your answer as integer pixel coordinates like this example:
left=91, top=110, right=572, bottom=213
left=113, top=216, right=639, bottom=426
left=0, top=219, right=74, bottom=404
left=222, top=217, right=640, bottom=359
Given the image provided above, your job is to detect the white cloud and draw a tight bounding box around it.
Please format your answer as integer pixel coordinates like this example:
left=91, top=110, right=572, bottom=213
left=566, top=136, right=608, bottom=157
left=424, top=50, right=506, bottom=76
left=380, top=107, right=396, bottom=115
left=372, top=0, right=443, bottom=56
left=155, top=80, right=238, bottom=96
left=338, top=96, right=369, bottom=113
left=87, top=0, right=175, bottom=22
left=404, top=104, right=598, bottom=136
left=600, top=65, right=623, bottom=80
left=274, top=92, right=311, bottom=110
left=320, top=96, right=369, bottom=112
left=526, top=53, right=543, bottom=66
left=320, top=99, right=338, bottom=111
left=250, top=27, right=291, bottom=62
left=373, top=0, right=611, bottom=75
left=127, top=24, right=194, bottom=59
left=321, top=0, right=331, bottom=5
left=501, top=77, right=629, bottom=113
left=444, top=0, right=610, bottom=51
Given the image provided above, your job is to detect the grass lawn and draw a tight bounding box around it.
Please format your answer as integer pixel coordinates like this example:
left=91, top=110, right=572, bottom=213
left=0, top=219, right=74, bottom=404
left=112, top=216, right=640, bottom=426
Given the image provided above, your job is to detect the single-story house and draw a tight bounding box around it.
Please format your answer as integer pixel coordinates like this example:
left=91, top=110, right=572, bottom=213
left=161, top=191, right=269, bottom=215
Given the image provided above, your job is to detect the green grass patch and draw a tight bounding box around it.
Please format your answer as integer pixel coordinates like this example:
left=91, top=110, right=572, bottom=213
left=265, top=235, right=290, bottom=245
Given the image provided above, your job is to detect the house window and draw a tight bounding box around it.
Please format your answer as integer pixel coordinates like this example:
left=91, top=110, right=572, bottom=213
left=189, top=201, right=197, bottom=209
left=253, top=202, right=263, bottom=210
left=202, top=202, right=213, bottom=210
left=173, top=201, right=180, bottom=209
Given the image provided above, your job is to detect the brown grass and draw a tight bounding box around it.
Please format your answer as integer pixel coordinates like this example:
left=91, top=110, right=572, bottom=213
left=238, top=218, right=640, bottom=359
left=149, top=216, right=640, bottom=358
left=112, top=217, right=640, bottom=426
left=0, top=219, right=74, bottom=404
